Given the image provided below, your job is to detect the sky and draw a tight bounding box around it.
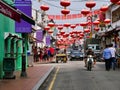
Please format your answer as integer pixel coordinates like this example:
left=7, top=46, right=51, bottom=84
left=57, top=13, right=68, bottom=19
left=32, top=0, right=111, bottom=30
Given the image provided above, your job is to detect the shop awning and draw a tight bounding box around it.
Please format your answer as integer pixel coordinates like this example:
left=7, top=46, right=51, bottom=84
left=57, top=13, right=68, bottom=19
left=18, top=10, right=35, bottom=25
left=0, top=1, right=35, bottom=25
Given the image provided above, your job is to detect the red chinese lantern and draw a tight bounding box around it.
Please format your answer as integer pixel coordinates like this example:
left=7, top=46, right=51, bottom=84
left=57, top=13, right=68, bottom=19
left=61, top=9, right=70, bottom=16
left=63, top=34, right=69, bottom=38
left=80, top=33, right=84, bottom=36
left=80, top=22, right=88, bottom=27
left=110, top=0, right=119, bottom=3
left=40, top=4, right=49, bottom=11
left=64, top=23, right=71, bottom=28
left=48, top=30, right=53, bottom=34
left=84, top=29, right=90, bottom=33
left=60, top=0, right=71, bottom=9
left=86, top=1, right=96, bottom=8
left=86, top=36, right=90, bottom=38
left=94, top=27, right=99, bottom=31
left=44, top=26, right=50, bottom=31
left=100, top=6, right=108, bottom=12
left=81, top=8, right=90, bottom=16
left=104, top=18, right=111, bottom=24
left=70, top=24, right=76, bottom=29
left=93, top=20, right=100, bottom=26
left=48, top=22, right=55, bottom=28
left=60, top=31, right=65, bottom=35
left=117, top=1, right=120, bottom=5
left=58, top=25, right=63, bottom=30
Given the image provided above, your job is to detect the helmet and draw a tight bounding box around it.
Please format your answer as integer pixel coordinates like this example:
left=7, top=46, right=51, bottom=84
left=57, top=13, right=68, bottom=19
left=88, top=47, right=92, bottom=50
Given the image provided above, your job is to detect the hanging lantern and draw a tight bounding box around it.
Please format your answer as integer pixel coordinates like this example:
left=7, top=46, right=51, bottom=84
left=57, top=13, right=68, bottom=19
left=58, top=25, right=63, bottom=30
left=40, top=4, right=49, bottom=11
left=81, top=8, right=90, bottom=16
left=61, top=9, right=70, bottom=16
left=110, top=0, right=119, bottom=3
left=104, top=18, right=111, bottom=24
left=60, top=31, right=65, bottom=35
left=93, top=20, right=100, bottom=26
left=86, top=36, right=90, bottom=38
left=48, top=22, right=55, bottom=28
left=80, top=22, right=88, bottom=27
left=84, top=29, right=90, bottom=33
left=60, top=0, right=71, bottom=9
left=70, top=24, right=76, bottom=29
left=117, top=1, right=120, bottom=5
left=48, top=30, right=53, bottom=34
left=80, top=33, right=84, bottom=36
left=63, top=34, right=69, bottom=38
left=94, top=27, right=99, bottom=31
left=57, top=33, right=60, bottom=36
left=100, top=6, right=108, bottom=12
left=86, top=1, right=96, bottom=8
left=64, top=23, right=71, bottom=28
left=44, top=26, right=50, bottom=31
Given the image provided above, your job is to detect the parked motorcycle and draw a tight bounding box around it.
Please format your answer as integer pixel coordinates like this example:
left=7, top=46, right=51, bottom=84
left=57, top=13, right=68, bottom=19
left=86, top=55, right=94, bottom=71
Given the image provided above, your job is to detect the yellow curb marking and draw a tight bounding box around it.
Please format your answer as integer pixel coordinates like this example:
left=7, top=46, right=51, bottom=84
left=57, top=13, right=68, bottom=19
left=48, top=67, right=59, bottom=90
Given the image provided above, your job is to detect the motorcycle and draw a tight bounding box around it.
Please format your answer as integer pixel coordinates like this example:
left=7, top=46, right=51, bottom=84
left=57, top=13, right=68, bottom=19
left=86, top=55, right=94, bottom=71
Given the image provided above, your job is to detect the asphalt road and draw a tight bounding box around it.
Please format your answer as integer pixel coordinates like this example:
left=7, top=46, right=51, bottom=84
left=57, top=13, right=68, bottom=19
left=39, top=61, right=120, bottom=90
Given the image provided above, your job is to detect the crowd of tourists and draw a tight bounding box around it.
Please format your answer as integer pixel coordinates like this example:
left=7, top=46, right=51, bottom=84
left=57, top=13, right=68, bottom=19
left=32, top=46, right=55, bottom=62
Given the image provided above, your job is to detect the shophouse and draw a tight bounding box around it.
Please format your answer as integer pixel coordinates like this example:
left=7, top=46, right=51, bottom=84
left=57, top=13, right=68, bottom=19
left=0, top=0, right=35, bottom=79
left=99, top=4, right=120, bottom=52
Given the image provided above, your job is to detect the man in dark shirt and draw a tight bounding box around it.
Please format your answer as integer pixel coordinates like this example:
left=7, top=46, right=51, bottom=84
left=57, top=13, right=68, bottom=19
left=84, top=48, right=96, bottom=67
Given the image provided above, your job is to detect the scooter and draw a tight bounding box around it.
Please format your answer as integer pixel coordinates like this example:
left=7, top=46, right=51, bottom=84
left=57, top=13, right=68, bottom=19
left=86, top=55, right=94, bottom=71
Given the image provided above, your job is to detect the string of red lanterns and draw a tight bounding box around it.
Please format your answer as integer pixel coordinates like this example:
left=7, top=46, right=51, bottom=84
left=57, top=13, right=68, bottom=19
left=41, top=0, right=118, bottom=46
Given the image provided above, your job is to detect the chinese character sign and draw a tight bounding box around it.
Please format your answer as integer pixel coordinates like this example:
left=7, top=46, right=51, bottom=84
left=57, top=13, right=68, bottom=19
left=15, top=0, right=32, bottom=33
left=36, top=30, right=43, bottom=43
left=46, top=35, right=51, bottom=46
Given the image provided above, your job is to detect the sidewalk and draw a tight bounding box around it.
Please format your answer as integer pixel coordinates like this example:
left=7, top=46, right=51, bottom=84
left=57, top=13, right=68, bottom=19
left=0, top=63, right=55, bottom=90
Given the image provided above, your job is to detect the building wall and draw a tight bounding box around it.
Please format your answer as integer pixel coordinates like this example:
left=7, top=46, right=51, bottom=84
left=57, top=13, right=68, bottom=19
left=0, top=0, right=23, bottom=78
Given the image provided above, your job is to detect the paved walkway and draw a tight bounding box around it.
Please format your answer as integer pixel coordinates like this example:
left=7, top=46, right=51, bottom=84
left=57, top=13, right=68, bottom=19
left=0, top=63, right=55, bottom=90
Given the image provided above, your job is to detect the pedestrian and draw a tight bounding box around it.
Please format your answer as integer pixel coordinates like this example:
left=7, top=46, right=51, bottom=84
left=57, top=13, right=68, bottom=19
left=38, top=47, right=43, bottom=62
left=109, top=43, right=117, bottom=70
left=43, top=46, right=49, bottom=62
left=49, top=46, right=55, bottom=61
left=102, top=45, right=112, bottom=71
left=32, top=46, right=38, bottom=62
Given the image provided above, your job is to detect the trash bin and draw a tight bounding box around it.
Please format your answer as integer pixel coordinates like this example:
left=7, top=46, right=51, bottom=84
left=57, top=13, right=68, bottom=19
left=3, top=57, right=16, bottom=79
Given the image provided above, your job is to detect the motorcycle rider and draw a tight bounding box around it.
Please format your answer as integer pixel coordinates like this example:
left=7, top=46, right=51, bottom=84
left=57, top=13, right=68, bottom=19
left=84, top=47, right=96, bottom=67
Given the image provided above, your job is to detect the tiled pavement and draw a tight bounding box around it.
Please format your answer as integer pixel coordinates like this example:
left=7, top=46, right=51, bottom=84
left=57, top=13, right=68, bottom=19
left=0, top=62, right=55, bottom=90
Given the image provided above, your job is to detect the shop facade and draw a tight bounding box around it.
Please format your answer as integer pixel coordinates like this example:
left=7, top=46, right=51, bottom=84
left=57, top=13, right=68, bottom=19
left=0, top=0, right=35, bottom=79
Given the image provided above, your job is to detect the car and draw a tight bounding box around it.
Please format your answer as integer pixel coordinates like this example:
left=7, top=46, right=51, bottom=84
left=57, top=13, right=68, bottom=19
left=69, top=50, right=84, bottom=61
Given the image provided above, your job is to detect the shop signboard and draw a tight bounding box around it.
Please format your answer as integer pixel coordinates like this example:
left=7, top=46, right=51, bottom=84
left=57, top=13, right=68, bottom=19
left=46, top=35, right=51, bottom=46
left=15, top=0, right=32, bottom=33
left=36, top=30, right=43, bottom=43
left=0, top=1, right=21, bottom=22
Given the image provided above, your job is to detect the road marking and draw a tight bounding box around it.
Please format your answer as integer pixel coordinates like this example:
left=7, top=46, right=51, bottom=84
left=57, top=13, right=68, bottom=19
left=48, top=67, right=59, bottom=90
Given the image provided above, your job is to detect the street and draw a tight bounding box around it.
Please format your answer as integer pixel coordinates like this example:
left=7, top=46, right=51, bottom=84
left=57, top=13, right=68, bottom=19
left=39, top=61, right=120, bottom=90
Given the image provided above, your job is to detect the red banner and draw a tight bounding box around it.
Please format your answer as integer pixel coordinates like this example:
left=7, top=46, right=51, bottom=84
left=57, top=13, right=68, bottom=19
left=48, top=9, right=100, bottom=20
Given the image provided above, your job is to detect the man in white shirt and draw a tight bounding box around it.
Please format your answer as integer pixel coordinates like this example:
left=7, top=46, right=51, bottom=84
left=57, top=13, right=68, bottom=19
left=109, top=43, right=116, bottom=70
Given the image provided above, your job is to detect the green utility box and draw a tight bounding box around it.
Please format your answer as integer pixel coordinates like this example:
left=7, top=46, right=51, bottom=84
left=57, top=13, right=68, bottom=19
left=3, top=57, right=16, bottom=79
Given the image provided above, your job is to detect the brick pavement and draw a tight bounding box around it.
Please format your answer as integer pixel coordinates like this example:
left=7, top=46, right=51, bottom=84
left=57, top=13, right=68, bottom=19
left=0, top=63, right=54, bottom=90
